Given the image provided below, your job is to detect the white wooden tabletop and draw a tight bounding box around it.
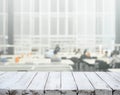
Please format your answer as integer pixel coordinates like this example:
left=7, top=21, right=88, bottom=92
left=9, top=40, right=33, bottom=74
left=0, top=72, right=120, bottom=95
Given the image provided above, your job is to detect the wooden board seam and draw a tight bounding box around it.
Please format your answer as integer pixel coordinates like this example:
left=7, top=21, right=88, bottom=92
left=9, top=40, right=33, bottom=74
left=84, top=72, right=95, bottom=90
left=44, top=72, right=50, bottom=92
left=95, top=72, right=113, bottom=90
left=27, top=72, right=38, bottom=89
left=71, top=72, right=79, bottom=94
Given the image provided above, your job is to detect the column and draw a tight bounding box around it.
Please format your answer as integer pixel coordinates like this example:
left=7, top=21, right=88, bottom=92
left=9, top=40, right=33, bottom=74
left=8, top=0, right=14, bottom=54
left=116, top=0, right=120, bottom=44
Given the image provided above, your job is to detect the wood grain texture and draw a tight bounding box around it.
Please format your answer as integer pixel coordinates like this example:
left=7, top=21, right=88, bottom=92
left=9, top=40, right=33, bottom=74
left=9, top=72, right=37, bottom=95
left=73, top=72, right=94, bottom=95
left=0, top=72, right=120, bottom=95
left=0, top=72, right=5, bottom=75
left=85, top=72, right=112, bottom=95
left=45, top=72, right=61, bottom=95
left=0, top=72, right=26, bottom=89
left=107, top=72, right=120, bottom=82
left=0, top=72, right=23, bottom=95
left=61, top=72, right=77, bottom=95
left=96, top=72, right=120, bottom=95
left=27, top=72, right=49, bottom=95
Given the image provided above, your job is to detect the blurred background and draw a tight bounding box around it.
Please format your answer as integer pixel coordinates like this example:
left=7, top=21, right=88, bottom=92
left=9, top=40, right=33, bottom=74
left=0, top=0, right=120, bottom=71
left=0, top=0, right=118, bottom=54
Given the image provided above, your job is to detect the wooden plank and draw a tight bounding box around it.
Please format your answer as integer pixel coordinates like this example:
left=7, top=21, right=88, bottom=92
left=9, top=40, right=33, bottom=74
left=45, top=72, right=61, bottom=95
left=10, top=72, right=36, bottom=89
left=116, top=72, right=120, bottom=74
left=0, top=72, right=26, bottom=89
left=85, top=72, right=112, bottom=95
left=0, top=72, right=18, bottom=84
left=0, top=72, right=6, bottom=78
left=61, top=72, right=77, bottom=95
left=27, top=72, right=49, bottom=95
left=0, top=72, right=23, bottom=95
left=0, top=72, right=5, bottom=75
left=0, top=72, right=37, bottom=95
left=73, top=72, right=94, bottom=95
left=107, top=72, right=120, bottom=82
left=96, top=72, right=120, bottom=95
left=10, top=72, right=37, bottom=95
left=114, top=72, right=120, bottom=77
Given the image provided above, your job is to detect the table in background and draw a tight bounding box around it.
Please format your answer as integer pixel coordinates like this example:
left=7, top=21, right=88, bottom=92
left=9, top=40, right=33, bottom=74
left=0, top=59, right=73, bottom=71
left=81, top=58, right=111, bottom=71
left=108, top=68, right=120, bottom=72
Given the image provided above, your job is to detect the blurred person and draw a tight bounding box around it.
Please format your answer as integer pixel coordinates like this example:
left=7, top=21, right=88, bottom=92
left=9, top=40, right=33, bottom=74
left=110, top=52, right=120, bottom=68
left=0, top=52, right=7, bottom=63
left=75, top=48, right=81, bottom=55
left=44, top=49, right=54, bottom=58
left=119, top=47, right=120, bottom=54
left=0, top=48, right=3, bottom=55
left=103, top=51, right=109, bottom=57
left=110, top=47, right=119, bottom=57
left=54, top=44, right=60, bottom=55
left=80, top=49, right=91, bottom=59
left=73, top=48, right=76, bottom=54
left=50, top=45, right=62, bottom=62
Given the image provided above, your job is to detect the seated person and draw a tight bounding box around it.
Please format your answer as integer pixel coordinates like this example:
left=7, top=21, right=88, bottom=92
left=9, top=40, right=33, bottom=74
left=0, top=58, right=7, bottom=63
left=54, top=44, right=60, bottom=54
left=110, top=53, right=120, bottom=68
left=15, top=56, right=20, bottom=63
left=44, top=49, right=54, bottom=58
left=75, top=48, right=81, bottom=55
left=110, top=47, right=119, bottom=57
left=0, top=53, right=7, bottom=64
left=80, top=49, right=91, bottom=59
left=119, top=47, right=120, bottom=54
left=103, top=51, right=109, bottom=57
left=51, top=49, right=61, bottom=62
left=95, top=60, right=109, bottom=71
left=73, top=48, right=76, bottom=54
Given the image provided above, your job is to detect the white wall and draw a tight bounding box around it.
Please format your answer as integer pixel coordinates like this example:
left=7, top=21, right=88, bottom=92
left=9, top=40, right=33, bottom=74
left=0, top=0, right=116, bottom=54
